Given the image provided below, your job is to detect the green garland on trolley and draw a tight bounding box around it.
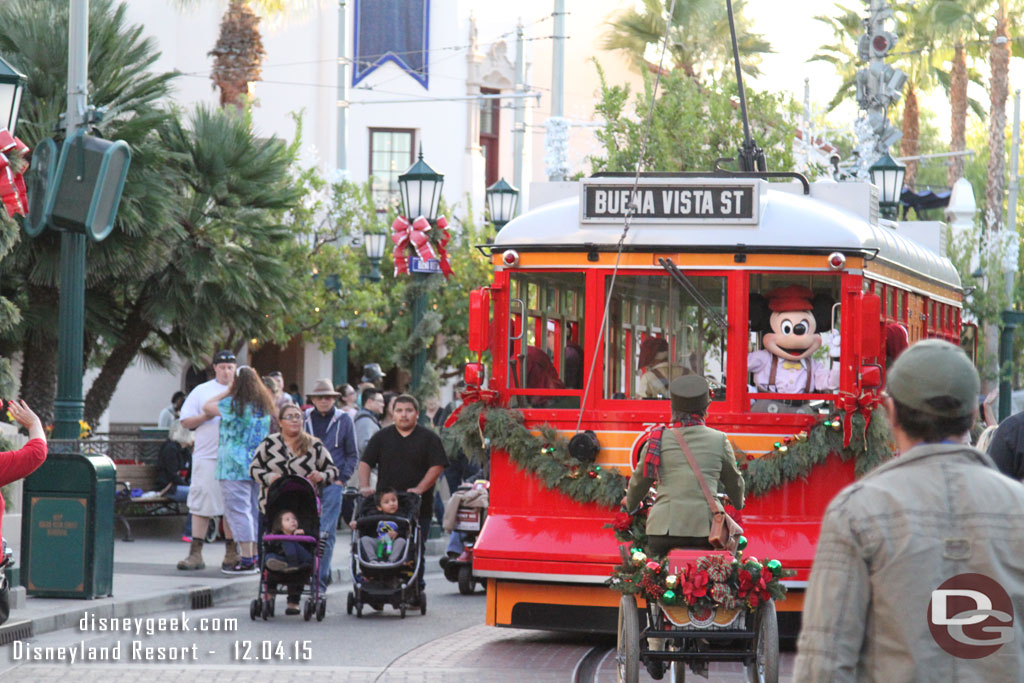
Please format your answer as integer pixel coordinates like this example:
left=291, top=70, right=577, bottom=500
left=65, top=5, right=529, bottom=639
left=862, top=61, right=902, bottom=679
left=739, top=408, right=894, bottom=497
left=446, top=401, right=629, bottom=508
left=446, top=401, right=894, bottom=508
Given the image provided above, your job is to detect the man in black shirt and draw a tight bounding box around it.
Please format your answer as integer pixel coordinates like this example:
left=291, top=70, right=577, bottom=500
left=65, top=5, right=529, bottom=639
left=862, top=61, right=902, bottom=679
left=987, top=410, right=1024, bottom=481
left=359, top=394, right=447, bottom=587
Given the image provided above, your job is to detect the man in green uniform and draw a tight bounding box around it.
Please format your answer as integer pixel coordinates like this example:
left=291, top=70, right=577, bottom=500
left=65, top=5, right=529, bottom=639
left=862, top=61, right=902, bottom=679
left=623, top=375, right=745, bottom=557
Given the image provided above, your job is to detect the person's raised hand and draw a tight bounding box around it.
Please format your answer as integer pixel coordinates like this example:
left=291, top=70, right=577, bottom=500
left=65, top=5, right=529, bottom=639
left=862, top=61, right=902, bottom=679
left=7, top=399, right=44, bottom=440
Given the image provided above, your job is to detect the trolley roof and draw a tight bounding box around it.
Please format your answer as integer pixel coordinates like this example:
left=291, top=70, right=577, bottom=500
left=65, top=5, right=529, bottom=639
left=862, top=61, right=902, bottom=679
left=494, top=179, right=961, bottom=291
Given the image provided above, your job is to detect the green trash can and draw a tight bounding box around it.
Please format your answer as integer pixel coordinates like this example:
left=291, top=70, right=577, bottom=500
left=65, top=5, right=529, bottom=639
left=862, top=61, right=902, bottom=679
left=20, top=451, right=115, bottom=598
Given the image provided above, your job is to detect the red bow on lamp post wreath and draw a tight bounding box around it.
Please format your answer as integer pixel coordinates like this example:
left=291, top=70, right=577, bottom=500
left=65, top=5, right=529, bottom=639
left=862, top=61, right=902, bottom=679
left=390, top=215, right=453, bottom=278
left=443, top=386, right=500, bottom=430
left=0, top=128, right=29, bottom=218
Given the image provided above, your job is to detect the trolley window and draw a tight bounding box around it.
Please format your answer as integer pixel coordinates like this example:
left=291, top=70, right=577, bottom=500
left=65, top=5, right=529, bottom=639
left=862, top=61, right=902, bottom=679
left=747, top=274, right=842, bottom=408
left=603, top=273, right=728, bottom=400
left=508, top=272, right=585, bottom=408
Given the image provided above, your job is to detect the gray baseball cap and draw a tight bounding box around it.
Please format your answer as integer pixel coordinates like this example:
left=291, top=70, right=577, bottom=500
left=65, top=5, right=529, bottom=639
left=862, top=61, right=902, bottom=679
left=886, top=339, right=978, bottom=418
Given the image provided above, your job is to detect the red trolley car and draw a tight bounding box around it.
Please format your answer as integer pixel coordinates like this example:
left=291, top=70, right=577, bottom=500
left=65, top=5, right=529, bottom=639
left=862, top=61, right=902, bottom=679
left=464, top=173, right=964, bottom=633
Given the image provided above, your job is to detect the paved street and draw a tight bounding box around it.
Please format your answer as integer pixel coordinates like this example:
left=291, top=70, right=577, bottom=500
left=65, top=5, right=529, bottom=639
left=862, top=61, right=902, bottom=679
left=1, top=570, right=796, bottom=682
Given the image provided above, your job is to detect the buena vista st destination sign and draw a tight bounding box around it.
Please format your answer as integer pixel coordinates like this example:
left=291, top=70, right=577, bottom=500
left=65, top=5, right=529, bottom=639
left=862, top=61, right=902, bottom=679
left=580, top=177, right=760, bottom=225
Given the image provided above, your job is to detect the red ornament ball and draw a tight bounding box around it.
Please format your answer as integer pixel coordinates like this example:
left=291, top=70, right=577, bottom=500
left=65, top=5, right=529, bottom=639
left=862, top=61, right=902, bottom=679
left=587, top=470, right=597, bottom=478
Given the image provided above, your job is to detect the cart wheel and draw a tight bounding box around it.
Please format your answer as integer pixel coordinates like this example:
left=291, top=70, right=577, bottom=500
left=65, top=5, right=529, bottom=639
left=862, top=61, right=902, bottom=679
left=249, top=599, right=259, bottom=621
left=616, top=594, right=640, bottom=683
left=400, top=604, right=407, bottom=619
left=748, top=600, right=779, bottom=683
left=303, top=599, right=314, bottom=622
left=347, top=592, right=354, bottom=615
left=458, top=565, right=475, bottom=595
left=261, top=600, right=271, bottom=621
left=420, top=593, right=427, bottom=615
left=316, top=598, right=326, bottom=622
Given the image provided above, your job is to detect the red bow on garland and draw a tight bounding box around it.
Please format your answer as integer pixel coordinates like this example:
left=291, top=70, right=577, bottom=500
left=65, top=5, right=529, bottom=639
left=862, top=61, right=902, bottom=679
left=0, top=128, right=29, bottom=218
left=390, top=214, right=453, bottom=279
left=443, top=385, right=500, bottom=429
left=836, top=392, right=881, bottom=448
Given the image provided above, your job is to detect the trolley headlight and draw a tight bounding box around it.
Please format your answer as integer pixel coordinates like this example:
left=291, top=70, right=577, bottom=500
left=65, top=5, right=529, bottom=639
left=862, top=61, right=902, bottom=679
left=827, top=252, right=846, bottom=271
left=501, top=249, right=520, bottom=268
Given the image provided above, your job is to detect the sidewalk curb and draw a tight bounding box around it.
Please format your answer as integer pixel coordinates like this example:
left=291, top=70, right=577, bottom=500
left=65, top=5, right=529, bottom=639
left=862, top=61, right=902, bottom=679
left=0, top=554, right=447, bottom=644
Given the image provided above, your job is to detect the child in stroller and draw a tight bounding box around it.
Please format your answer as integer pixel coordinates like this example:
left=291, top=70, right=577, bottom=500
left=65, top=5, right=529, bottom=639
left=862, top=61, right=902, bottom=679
left=265, top=510, right=313, bottom=573
left=355, top=489, right=408, bottom=563
left=346, top=490, right=426, bottom=618
left=250, top=475, right=326, bottom=622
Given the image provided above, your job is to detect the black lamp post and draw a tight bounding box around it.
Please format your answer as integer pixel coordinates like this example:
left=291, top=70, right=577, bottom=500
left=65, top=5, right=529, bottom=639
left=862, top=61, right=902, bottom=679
left=869, top=152, right=905, bottom=221
left=397, top=148, right=444, bottom=393
left=0, top=55, right=26, bottom=135
left=486, top=176, right=519, bottom=232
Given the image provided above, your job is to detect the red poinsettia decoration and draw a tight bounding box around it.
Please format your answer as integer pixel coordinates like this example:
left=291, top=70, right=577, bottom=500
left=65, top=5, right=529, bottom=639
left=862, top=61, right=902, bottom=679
left=612, top=511, right=633, bottom=532
left=682, top=570, right=709, bottom=605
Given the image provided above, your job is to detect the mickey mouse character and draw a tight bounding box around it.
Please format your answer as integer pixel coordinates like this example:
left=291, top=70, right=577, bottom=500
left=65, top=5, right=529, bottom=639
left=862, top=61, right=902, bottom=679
left=748, top=285, right=839, bottom=397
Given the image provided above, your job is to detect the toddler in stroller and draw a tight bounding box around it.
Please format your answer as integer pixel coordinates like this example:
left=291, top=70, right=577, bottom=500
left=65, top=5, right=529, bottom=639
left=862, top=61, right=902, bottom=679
left=355, top=489, right=408, bottom=563
left=250, top=475, right=326, bottom=622
left=346, top=490, right=426, bottom=618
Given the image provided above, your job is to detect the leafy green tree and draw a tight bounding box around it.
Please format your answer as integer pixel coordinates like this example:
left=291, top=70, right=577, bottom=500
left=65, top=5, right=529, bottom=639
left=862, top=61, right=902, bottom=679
left=589, top=62, right=796, bottom=174
left=0, top=0, right=179, bottom=423
left=275, top=166, right=494, bottom=401
left=601, top=0, right=771, bottom=82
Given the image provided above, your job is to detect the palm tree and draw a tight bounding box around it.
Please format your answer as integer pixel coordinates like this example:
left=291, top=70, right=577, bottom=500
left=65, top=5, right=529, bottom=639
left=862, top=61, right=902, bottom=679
left=82, top=105, right=304, bottom=425
left=602, top=0, right=772, bottom=82
left=929, top=0, right=988, bottom=186
left=985, top=0, right=1011, bottom=232
left=0, top=0, right=179, bottom=423
left=809, top=3, right=863, bottom=113
left=892, top=8, right=948, bottom=188
left=176, top=0, right=319, bottom=108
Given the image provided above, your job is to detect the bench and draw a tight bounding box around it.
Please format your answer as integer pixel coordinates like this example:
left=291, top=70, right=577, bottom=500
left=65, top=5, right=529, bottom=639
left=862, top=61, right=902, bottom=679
left=114, top=463, right=187, bottom=542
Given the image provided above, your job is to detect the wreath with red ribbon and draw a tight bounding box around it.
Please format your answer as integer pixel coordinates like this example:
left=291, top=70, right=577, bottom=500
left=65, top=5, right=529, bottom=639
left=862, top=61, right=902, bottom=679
left=391, top=214, right=452, bottom=278
left=0, top=128, right=30, bottom=218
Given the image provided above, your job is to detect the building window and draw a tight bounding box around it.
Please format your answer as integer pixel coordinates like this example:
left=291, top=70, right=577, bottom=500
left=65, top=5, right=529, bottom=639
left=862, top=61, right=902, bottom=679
left=479, top=88, right=500, bottom=187
left=369, top=128, right=415, bottom=206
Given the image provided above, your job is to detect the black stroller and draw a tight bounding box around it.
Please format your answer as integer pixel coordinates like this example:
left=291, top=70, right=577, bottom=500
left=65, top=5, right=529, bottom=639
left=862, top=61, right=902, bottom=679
left=250, top=475, right=326, bottom=622
left=346, top=491, right=426, bottom=618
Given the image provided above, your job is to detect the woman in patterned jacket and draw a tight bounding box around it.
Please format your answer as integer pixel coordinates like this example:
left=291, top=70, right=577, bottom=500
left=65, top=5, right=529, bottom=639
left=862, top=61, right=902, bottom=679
left=249, top=403, right=339, bottom=517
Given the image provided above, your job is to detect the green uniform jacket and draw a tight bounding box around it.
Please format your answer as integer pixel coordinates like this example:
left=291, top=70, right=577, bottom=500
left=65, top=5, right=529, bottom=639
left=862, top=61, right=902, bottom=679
left=625, top=424, right=745, bottom=537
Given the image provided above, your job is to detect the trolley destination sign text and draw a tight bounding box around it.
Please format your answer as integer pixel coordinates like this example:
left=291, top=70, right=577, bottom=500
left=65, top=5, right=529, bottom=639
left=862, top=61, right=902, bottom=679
left=580, top=179, right=760, bottom=225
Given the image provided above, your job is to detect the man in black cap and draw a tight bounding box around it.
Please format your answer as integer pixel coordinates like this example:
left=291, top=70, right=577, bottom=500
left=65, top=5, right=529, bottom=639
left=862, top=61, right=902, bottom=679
left=796, top=340, right=1024, bottom=681
left=623, top=375, right=745, bottom=557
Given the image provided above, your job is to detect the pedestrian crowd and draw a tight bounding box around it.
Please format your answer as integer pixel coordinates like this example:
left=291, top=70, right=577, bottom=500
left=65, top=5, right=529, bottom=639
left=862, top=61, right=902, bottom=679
left=160, top=351, right=465, bottom=614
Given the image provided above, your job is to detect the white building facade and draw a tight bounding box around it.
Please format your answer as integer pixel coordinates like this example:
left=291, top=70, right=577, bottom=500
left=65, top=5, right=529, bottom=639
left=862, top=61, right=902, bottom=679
left=92, top=0, right=640, bottom=428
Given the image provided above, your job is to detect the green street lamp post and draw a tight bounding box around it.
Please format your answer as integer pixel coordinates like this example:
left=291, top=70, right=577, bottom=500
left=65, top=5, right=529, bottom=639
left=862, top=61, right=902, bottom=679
left=869, top=152, right=906, bottom=221
left=332, top=232, right=388, bottom=387
left=485, top=177, right=519, bottom=234
left=0, top=55, right=26, bottom=135
left=397, top=148, right=444, bottom=393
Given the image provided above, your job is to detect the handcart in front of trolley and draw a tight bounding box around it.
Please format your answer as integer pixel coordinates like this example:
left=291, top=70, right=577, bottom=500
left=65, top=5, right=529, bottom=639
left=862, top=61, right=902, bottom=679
left=609, top=505, right=788, bottom=682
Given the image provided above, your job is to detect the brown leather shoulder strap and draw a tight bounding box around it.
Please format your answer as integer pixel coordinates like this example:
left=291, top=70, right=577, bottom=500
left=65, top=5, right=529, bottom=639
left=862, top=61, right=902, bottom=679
left=669, top=428, right=719, bottom=516
left=767, top=354, right=778, bottom=387
left=804, top=359, right=812, bottom=392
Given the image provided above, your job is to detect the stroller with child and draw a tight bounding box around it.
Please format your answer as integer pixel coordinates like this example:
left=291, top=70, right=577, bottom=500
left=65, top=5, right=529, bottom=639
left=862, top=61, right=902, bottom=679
left=346, top=491, right=426, bottom=618
left=249, top=475, right=326, bottom=622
